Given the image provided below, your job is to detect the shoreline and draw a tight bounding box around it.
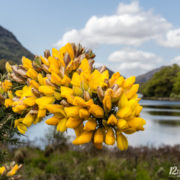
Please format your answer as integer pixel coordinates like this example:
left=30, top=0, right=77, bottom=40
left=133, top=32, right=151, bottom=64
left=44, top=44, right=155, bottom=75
left=142, top=96, right=180, bottom=101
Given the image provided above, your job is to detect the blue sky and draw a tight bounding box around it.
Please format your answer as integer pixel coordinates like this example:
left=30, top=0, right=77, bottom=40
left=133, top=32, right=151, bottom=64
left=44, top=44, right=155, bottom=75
left=1, top=0, right=180, bottom=76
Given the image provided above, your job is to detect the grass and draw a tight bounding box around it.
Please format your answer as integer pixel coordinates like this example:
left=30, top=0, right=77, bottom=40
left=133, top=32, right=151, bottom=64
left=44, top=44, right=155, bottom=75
left=4, top=143, right=180, bottom=180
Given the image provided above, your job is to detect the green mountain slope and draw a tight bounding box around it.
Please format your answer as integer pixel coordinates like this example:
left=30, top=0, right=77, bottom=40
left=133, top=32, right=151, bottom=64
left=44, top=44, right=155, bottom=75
left=0, top=25, right=34, bottom=63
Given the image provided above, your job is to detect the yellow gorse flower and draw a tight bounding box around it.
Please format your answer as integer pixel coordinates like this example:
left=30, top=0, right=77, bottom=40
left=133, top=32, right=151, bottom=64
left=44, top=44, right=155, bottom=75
left=1, top=43, right=146, bottom=151
left=0, top=162, right=22, bottom=177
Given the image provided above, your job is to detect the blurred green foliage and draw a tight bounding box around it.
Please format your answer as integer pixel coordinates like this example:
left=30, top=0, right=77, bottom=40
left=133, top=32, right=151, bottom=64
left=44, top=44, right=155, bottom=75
left=8, top=144, right=179, bottom=180
left=141, top=64, right=180, bottom=98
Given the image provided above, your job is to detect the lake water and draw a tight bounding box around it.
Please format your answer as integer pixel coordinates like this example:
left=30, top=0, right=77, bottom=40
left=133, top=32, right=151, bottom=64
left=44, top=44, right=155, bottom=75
left=21, top=99, right=180, bottom=148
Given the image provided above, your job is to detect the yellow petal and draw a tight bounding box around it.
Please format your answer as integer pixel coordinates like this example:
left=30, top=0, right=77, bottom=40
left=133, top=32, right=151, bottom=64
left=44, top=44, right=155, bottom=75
left=22, top=56, right=32, bottom=69
left=116, top=106, right=132, bottom=118
left=123, top=128, right=136, bottom=134
left=23, top=113, right=34, bottom=127
left=107, top=114, right=117, bottom=125
left=73, top=131, right=93, bottom=144
left=123, top=76, right=136, bottom=88
left=6, top=164, right=19, bottom=177
left=2, top=80, right=12, bottom=92
left=17, top=124, right=27, bottom=134
left=46, top=104, right=65, bottom=116
left=40, top=56, right=49, bottom=66
left=135, top=105, right=143, bottom=116
left=94, top=128, right=104, bottom=144
left=118, top=93, right=128, bottom=108
left=89, top=70, right=102, bottom=91
left=8, top=90, right=13, bottom=99
left=12, top=104, right=27, bottom=113
left=73, top=86, right=83, bottom=96
left=14, top=118, right=23, bottom=128
left=115, top=76, right=124, bottom=86
left=38, top=74, right=45, bottom=85
left=103, top=93, right=112, bottom=112
left=26, top=68, right=38, bottom=79
left=30, top=80, right=40, bottom=89
left=4, top=99, right=13, bottom=108
left=116, top=132, right=128, bottom=151
left=105, top=127, right=115, bottom=145
left=79, top=108, right=90, bottom=119
left=54, top=92, right=61, bottom=100
left=38, top=109, right=46, bottom=118
left=83, top=119, right=97, bottom=131
left=117, top=119, right=128, bottom=130
left=36, top=96, right=55, bottom=109
left=73, top=96, right=86, bottom=106
left=125, top=84, right=139, bottom=99
left=39, top=85, right=55, bottom=95
left=52, top=48, right=60, bottom=59
left=61, top=86, right=73, bottom=98
left=109, top=72, right=120, bottom=87
left=21, top=85, right=34, bottom=97
left=48, top=56, right=60, bottom=74
left=23, top=97, right=36, bottom=106
left=65, top=94, right=75, bottom=104
left=59, top=43, right=74, bottom=61
left=64, top=106, right=80, bottom=117
left=128, top=117, right=146, bottom=130
left=5, top=61, right=12, bottom=72
left=89, top=104, right=104, bottom=118
left=71, top=72, right=81, bottom=87
left=15, top=90, right=22, bottom=97
left=46, top=115, right=61, bottom=125
left=61, top=75, right=71, bottom=86
left=51, top=72, right=62, bottom=86
left=56, top=118, right=67, bottom=132
left=79, top=58, right=91, bottom=75
left=0, top=166, right=6, bottom=175
left=65, top=43, right=74, bottom=60
left=66, top=117, right=82, bottom=128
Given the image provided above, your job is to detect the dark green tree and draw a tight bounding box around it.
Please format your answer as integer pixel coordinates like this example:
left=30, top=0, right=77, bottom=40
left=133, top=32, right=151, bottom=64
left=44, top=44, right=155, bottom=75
left=141, top=64, right=180, bottom=97
left=172, top=71, right=180, bottom=96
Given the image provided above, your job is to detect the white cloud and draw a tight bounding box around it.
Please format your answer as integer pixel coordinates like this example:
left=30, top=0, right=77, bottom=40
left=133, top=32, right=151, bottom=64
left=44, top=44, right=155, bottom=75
left=56, top=1, right=171, bottom=48
left=108, top=49, right=164, bottom=77
left=158, top=29, right=180, bottom=48
left=170, top=55, right=180, bottom=65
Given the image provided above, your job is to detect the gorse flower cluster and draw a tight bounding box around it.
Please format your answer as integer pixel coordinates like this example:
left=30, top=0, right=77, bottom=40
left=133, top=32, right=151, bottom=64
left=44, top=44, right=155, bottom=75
left=0, top=162, right=22, bottom=179
left=1, top=43, right=146, bottom=150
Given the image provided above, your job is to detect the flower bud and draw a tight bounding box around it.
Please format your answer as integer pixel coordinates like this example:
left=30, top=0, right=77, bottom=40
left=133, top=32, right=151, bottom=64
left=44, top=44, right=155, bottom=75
left=94, top=128, right=104, bottom=144
left=116, top=132, right=128, bottom=151
left=44, top=49, right=51, bottom=59
left=107, top=114, right=117, bottom=125
left=84, top=119, right=97, bottom=131
left=84, top=91, right=90, bottom=101
left=105, top=128, right=115, bottom=145
left=97, top=86, right=104, bottom=102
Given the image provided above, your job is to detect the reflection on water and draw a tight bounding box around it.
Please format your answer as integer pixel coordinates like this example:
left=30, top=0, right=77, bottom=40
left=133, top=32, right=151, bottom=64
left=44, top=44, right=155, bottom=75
left=127, top=99, right=180, bottom=147
left=21, top=99, right=180, bottom=148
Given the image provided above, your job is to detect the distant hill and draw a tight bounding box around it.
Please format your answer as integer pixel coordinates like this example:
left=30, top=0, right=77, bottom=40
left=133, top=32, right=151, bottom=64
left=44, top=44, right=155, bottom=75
left=140, top=64, right=180, bottom=98
left=0, top=25, right=34, bottom=63
left=136, top=66, right=165, bottom=84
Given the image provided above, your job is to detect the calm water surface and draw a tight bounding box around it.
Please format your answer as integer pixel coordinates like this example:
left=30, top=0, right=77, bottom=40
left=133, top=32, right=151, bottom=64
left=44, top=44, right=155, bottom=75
left=22, top=99, right=180, bottom=147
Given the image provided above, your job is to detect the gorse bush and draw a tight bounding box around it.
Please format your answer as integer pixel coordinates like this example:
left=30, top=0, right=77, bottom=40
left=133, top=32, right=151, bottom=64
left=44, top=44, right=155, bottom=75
left=0, top=43, right=146, bottom=151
